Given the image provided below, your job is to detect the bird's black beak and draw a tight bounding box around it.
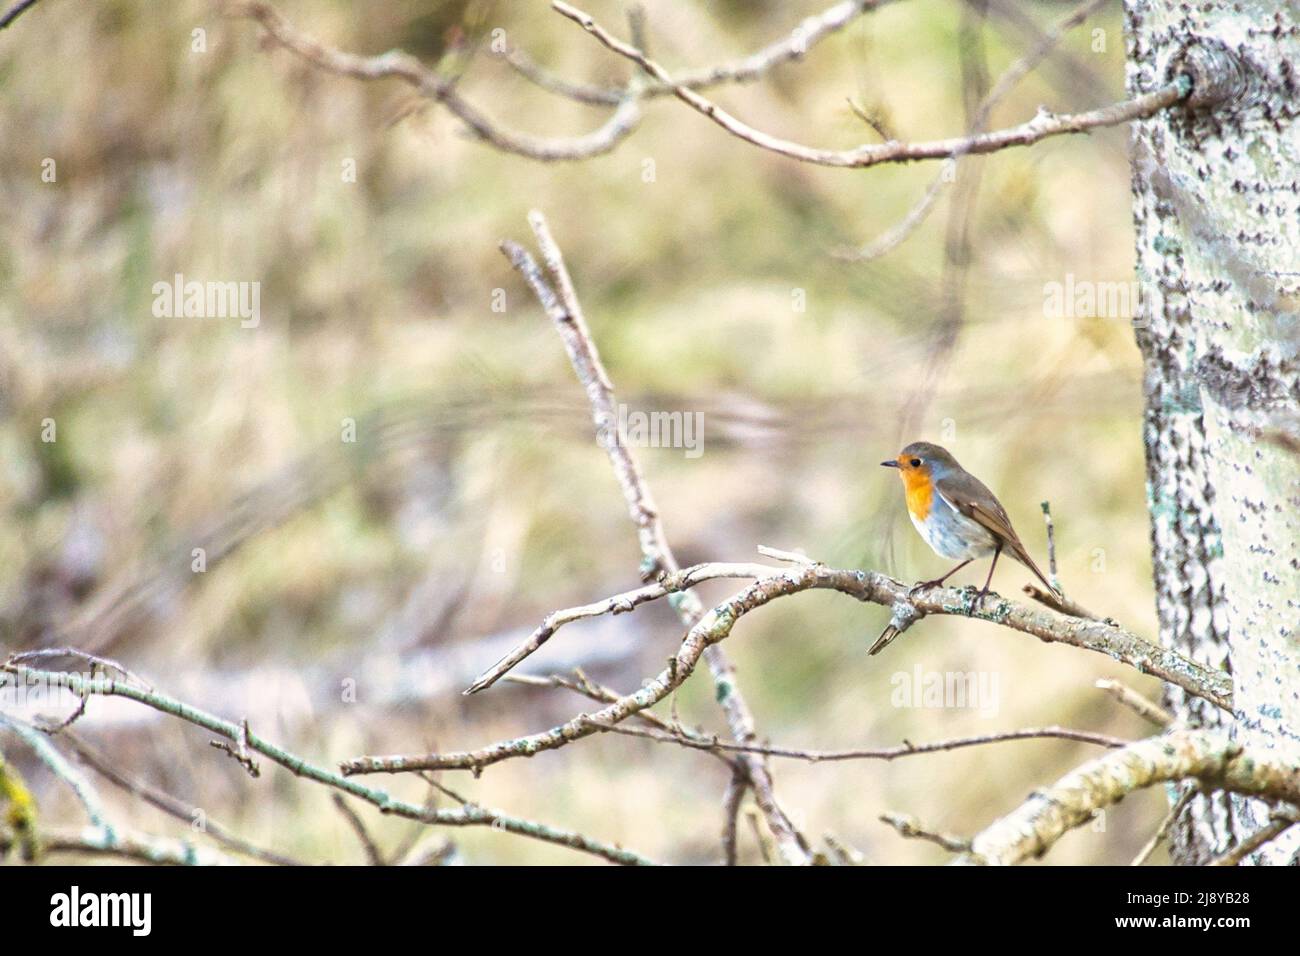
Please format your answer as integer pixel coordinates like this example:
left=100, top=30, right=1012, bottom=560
left=880, top=460, right=899, bottom=468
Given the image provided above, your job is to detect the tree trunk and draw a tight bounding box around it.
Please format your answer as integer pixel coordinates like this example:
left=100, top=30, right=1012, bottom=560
left=1126, top=1, right=1300, bottom=864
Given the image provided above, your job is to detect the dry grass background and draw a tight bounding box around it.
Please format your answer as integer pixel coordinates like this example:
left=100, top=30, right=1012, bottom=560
left=1, top=0, right=1173, bottom=864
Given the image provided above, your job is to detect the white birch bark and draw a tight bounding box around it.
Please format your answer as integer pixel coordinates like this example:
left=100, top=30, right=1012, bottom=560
left=1126, top=0, right=1300, bottom=864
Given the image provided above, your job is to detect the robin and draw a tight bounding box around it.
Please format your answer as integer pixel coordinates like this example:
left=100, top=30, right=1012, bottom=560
left=881, top=441, right=1060, bottom=607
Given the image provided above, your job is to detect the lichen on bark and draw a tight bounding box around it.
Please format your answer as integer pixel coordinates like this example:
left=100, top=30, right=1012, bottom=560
left=1126, top=0, right=1300, bottom=864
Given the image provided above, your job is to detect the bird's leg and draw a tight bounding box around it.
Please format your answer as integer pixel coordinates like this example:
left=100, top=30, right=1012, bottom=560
left=972, top=545, right=1002, bottom=609
left=908, top=558, right=974, bottom=597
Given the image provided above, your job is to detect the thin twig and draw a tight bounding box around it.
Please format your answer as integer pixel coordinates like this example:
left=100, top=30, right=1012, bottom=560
left=1130, top=785, right=1197, bottom=865
left=756, top=544, right=815, bottom=565
left=332, top=794, right=387, bottom=865
left=344, top=562, right=1227, bottom=775
left=1, top=664, right=658, bottom=866
left=0, top=0, right=43, bottom=31
left=720, top=768, right=748, bottom=866
left=465, top=561, right=778, bottom=694
left=499, top=0, right=896, bottom=105
left=1042, top=501, right=1060, bottom=586
left=838, top=0, right=1112, bottom=260
left=459, top=561, right=1229, bottom=724
left=2, top=823, right=240, bottom=865
left=210, top=718, right=261, bottom=777
left=496, top=45, right=624, bottom=105
left=61, top=731, right=303, bottom=866
left=579, top=717, right=1128, bottom=762
left=227, top=0, right=644, bottom=162
left=8, top=646, right=152, bottom=689
left=822, top=832, right=866, bottom=865
left=495, top=212, right=814, bottom=865
left=1095, top=679, right=1173, bottom=728
left=880, top=812, right=971, bottom=852
left=1023, top=584, right=1109, bottom=621
left=553, top=1, right=1191, bottom=169
left=744, top=808, right=774, bottom=865
left=0, top=714, right=109, bottom=829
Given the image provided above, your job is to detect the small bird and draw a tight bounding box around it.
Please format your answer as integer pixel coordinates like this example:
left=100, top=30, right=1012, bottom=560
left=881, top=441, right=1060, bottom=607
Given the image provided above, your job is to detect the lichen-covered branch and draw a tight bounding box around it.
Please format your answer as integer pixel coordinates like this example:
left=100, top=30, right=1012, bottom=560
left=1095, top=678, right=1173, bottom=728
left=342, top=562, right=1231, bottom=775
left=881, top=812, right=971, bottom=852
left=1, top=822, right=241, bottom=866
left=955, top=730, right=1300, bottom=865
left=474, top=560, right=1231, bottom=712
left=59, top=731, right=302, bottom=866
left=465, top=561, right=776, bottom=695
left=0, top=664, right=656, bottom=866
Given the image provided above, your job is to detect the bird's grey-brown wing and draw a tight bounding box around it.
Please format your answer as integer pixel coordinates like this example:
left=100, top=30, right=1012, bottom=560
left=933, top=471, right=1018, bottom=544
left=934, top=472, right=1060, bottom=596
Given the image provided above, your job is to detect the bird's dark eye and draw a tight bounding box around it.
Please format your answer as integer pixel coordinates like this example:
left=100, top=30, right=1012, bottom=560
left=909, top=458, right=922, bottom=467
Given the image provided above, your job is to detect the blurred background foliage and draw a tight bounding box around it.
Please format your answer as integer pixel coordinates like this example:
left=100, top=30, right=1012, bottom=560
left=1, top=0, right=1169, bottom=864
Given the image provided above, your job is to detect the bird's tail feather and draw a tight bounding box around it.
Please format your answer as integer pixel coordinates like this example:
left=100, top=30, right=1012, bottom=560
left=1008, top=542, right=1061, bottom=599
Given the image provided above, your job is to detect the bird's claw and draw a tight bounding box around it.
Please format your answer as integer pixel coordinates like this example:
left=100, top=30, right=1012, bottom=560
left=907, top=578, right=946, bottom=599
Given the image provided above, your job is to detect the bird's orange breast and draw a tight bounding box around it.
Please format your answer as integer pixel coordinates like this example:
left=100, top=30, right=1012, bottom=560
left=902, top=470, right=933, bottom=521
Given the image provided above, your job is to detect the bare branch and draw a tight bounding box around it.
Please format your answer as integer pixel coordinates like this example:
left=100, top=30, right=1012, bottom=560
left=482, top=561, right=1230, bottom=716
left=880, top=812, right=971, bottom=852
left=0, top=715, right=242, bottom=865
left=0, top=714, right=109, bottom=830
left=839, top=0, right=1112, bottom=260
left=755, top=544, right=815, bottom=565
left=502, top=671, right=740, bottom=777
left=210, top=717, right=261, bottom=777
left=955, top=730, right=1300, bottom=865
left=465, top=561, right=777, bottom=694
left=1, top=664, right=658, bottom=866
left=1023, top=584, right=1110, bottom=622
left=60, top=732, right=303, bottom=866
left=821, top=832, right=866, bottom=865
left=332, top=794, right=387, bottom=865
left=1095, top=678, right=1174, bottom=728
left=553, top=1, right=1191, bottom=170
left=0, top=0, right=43, bottom=31
left=577, top=716, right=1127, bottom=763
left=1130, top=785, right=1197, bottom=866
left=501, top=0, right=895, bottom=105
left=8, top=646, right=152, bottom=689
left=495, top=45, right=624, bottom=105
left=342, top=563, right=1227, bottom=775
left=2, top=823, right=241, bottom=866
left=720, top=768, right=747, bottom=866
left=665, top=0, right=897, bottom=92
left=226, top=1, right=644, bottom=162
left=497, top=211, right=814, bottom=865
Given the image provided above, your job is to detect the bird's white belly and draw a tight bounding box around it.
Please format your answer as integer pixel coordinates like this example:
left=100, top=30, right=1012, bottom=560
left=910, top=500, right=997, bottom=560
